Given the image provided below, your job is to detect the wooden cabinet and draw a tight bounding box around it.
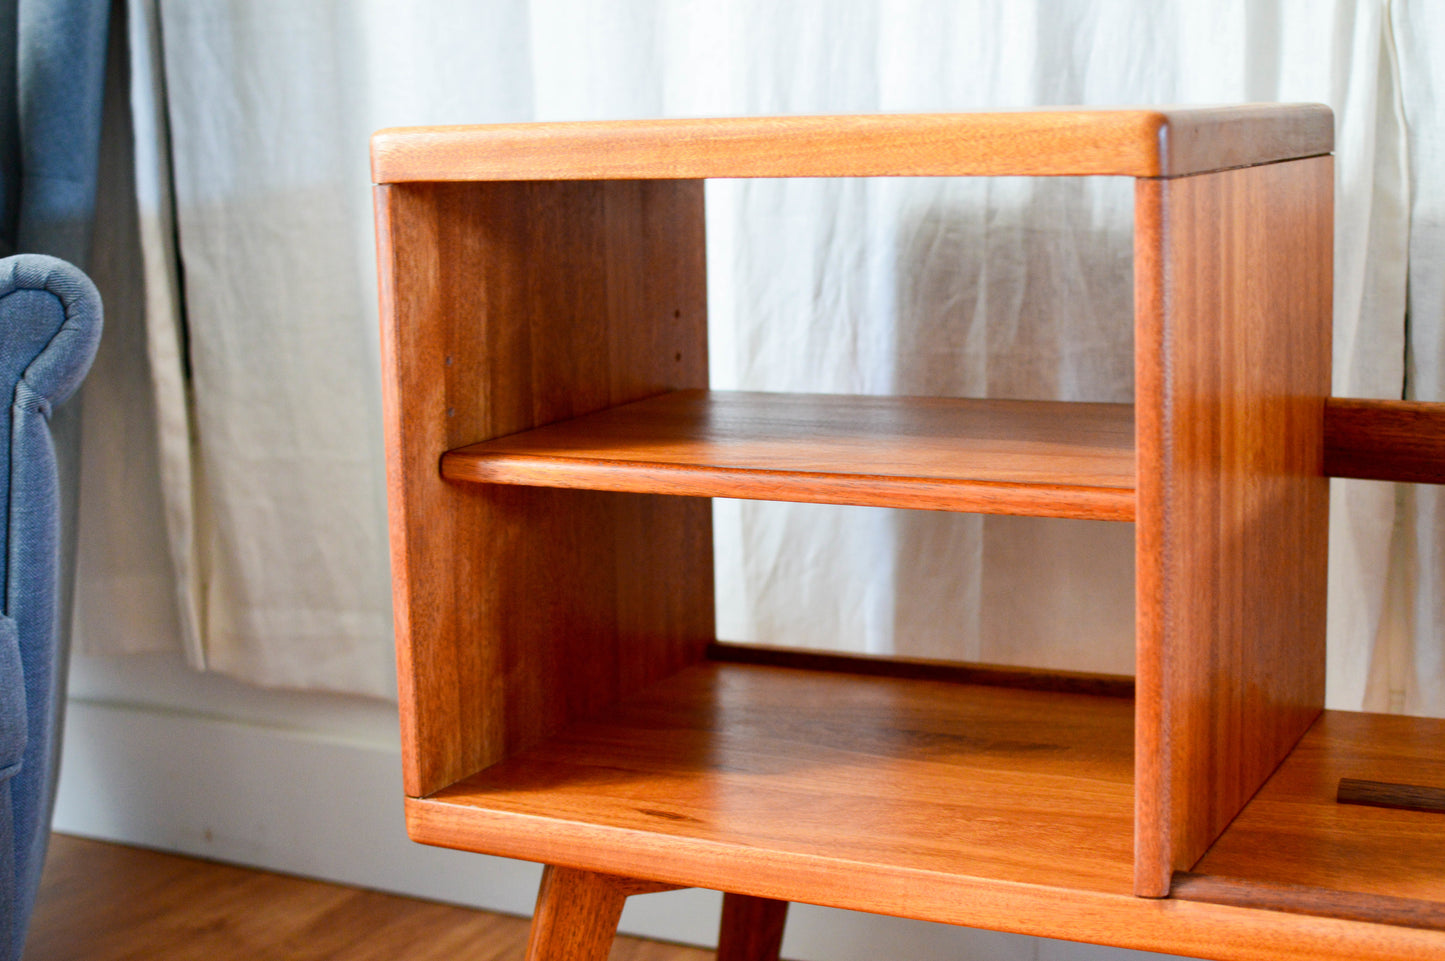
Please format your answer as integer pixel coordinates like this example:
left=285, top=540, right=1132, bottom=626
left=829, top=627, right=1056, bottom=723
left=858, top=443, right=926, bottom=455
left=373, top=107, right=1445, bottom=961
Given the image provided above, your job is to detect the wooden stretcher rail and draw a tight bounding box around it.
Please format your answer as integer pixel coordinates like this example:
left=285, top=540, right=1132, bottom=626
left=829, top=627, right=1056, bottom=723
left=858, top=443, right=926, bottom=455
left=1337, top=778, right=1445, bottom=815
left=706, top=641, right=1136, bottom=698
left=1323, top=398, right=1445, bottom=485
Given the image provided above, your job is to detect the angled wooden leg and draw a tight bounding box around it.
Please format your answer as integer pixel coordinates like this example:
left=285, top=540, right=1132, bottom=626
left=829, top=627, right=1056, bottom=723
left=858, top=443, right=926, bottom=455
left=525, top=865, right=683, bottom=961
left=716, top=893, right=789, bottom=961
left=524, top=866, right=627, bottom=961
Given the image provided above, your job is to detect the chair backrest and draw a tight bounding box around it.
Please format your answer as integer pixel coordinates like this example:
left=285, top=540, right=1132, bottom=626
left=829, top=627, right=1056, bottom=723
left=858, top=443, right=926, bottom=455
left=0, top=254, right=100, bottom=961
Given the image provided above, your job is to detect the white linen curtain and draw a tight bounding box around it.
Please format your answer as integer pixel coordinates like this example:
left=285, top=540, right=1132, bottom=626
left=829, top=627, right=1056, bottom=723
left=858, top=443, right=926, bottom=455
left=75, top=0, right=1437, bottom=712
left=1394, top=0, right=1445, bottom=716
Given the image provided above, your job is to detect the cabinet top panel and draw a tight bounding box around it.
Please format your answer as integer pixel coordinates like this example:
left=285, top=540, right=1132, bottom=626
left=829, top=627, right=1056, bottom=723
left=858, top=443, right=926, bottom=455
left=372, top=105, right=1331, bottom=183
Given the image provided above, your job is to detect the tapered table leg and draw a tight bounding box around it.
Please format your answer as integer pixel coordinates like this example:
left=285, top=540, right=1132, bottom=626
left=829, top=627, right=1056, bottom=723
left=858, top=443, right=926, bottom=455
left=717, top=893, right=789, bottom=961
left=524, top=865, right=682, bottom=961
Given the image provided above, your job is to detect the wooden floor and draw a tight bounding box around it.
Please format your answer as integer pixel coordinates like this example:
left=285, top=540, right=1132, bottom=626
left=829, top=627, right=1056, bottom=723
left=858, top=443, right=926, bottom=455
left=26, top=835, right=714, bottom=961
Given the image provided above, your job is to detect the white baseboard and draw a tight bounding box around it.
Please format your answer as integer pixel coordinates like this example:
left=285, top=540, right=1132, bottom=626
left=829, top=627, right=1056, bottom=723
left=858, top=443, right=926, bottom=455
left=52, top=698, right=1172, bottom=961
left=52, top=699, right=546, bottom=915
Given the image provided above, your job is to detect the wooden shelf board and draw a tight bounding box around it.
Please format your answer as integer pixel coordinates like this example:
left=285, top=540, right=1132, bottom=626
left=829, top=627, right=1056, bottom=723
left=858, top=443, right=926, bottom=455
left=1187, top=710, right=1445, bottom=909
left=410, top=660, right=1137, bottom=902
left=442, top=391, right=1136, bottom=521
left=406, top=662, right=1445, bottom=960
left=372, top=106, right=1333, bottom=183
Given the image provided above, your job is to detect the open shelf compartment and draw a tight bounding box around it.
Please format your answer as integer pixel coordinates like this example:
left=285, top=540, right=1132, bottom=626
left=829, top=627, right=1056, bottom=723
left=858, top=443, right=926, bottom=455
left=405, top=653, right=1445, bottom=956
left=407, top=658, right=1138, bottom=901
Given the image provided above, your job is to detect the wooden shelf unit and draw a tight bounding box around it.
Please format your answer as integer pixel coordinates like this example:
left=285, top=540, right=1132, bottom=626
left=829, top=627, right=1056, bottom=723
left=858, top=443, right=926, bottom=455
left=374, top=107, right=1445, bottom=960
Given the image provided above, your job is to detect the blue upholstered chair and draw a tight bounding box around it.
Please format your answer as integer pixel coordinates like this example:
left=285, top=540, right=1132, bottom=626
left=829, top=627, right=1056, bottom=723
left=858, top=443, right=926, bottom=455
left=0, top=0, right=112, bottom=954
left=0, top=254, right=100, bottom=960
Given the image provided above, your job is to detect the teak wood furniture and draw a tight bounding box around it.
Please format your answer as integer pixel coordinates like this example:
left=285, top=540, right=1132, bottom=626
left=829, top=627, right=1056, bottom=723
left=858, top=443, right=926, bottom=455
left=373, top=107, right=1445, bottom=961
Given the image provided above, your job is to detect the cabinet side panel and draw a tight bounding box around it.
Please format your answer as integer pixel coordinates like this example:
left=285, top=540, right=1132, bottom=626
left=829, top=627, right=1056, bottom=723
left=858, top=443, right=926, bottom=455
left=375, top=180, right=712, bottom=798
left=1134, top=157, right=1333, bottom=896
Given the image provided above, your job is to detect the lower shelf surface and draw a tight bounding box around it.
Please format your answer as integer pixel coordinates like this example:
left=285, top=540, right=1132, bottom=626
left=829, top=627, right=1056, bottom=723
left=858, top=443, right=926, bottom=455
left=423, top=662, right=1137, bottom=889
left=406, top=662, right=1445, bottom=961
left=1186, top=710, right=1445, bottom=914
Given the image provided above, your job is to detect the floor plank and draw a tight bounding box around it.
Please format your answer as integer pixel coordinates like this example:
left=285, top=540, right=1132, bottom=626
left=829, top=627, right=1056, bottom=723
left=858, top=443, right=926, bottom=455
left=25, top=834, right=715, bottom=961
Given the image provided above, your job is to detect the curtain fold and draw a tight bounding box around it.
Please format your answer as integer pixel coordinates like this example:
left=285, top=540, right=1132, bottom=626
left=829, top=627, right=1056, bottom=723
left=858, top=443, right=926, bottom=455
left=1391, top=0, right=1445, bottom=715
left=92, top=0, right=1436, bottom=714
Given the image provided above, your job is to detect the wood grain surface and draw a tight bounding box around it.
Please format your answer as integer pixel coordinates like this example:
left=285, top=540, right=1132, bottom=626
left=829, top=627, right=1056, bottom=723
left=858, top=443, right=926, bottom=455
left=407, top=663, right=1445, bottom=961
left=412, top=662, right=1139, bottom=896
left=525, top=867, right=654, bottom=961
left=1324, top=398, right=1445, bottom=485
left=1191, top=711, right=1445, bottom=903
left=444, top=391, right=1136, bottom=520
left=1133, top=155, right=1333, bottom=896
left=376, top=179, right=714, bottom=798
left=372, top=105, right=1332, bottom=183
